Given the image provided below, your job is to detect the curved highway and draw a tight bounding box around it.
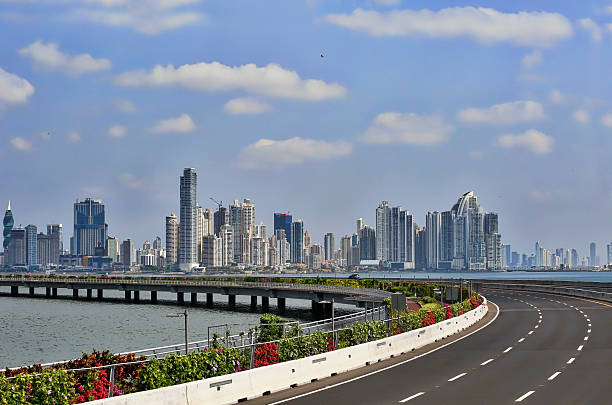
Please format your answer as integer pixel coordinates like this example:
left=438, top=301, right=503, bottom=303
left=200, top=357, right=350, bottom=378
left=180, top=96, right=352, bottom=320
left=248, top=289, right=612, bottom=404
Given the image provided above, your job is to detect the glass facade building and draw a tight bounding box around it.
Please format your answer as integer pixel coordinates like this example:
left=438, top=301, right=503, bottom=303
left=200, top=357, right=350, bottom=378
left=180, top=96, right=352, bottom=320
left=74, top=198, right=107, bottom=256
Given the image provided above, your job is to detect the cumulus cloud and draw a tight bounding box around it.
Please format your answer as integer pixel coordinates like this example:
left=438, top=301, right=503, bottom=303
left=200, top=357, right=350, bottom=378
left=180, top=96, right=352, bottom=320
left=578, top=18, right=602, bottom=41
left=68, top=0, right=204, bottom=35
left=0, top=67, right=35, bottom=106
left=548, top=89, right=565, bottom=104
left=325, top=7, right=573, bottom=47
left=67, top=131, right=82, bottom=143
left=113, top=98, right=135, bottom=113
left=108, top=125, right=126, bottom=137
left=115, top=61, right=347, bottom=101
left=361, top=112, right=453, bottom=145
left=10, top=137, right=32, bottom=151
left=601, top=113, right=612, bottom=128
left=151, top=113, right=195, bottom=133
left=224, top=97, right=272, bottom=115
left=373, top=0, right=400, bottom=6
left=572, top=108, right=590, bottom=124
left=497, top=129, right=553, bottom=154
left=238, top=137, right=353, bottom=170
left=19, top=41, right=111, bottom=76
left=522, top=50, right=542, bottom=69
left=458, top=101, right=545, bottom=124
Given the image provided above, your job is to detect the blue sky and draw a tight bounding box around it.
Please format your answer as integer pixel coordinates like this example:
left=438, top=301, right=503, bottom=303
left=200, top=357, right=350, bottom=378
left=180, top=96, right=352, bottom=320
left=2, top=0, right=612, bottom=257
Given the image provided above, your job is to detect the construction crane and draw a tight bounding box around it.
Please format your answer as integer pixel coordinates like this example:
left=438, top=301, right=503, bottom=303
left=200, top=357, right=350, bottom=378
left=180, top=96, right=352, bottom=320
left=209, top=197, right=223, bottom=210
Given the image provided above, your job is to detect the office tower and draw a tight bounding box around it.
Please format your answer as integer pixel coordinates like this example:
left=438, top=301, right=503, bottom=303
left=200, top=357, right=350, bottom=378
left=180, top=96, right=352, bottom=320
left=341, top=235, right=351, bottom=264
left=589, top=242, right=597, bottom=267
left=606, top=243, right=612, bottom=265
left=439, top=211, right=455, bottom=268
left=106, top=236, right=120, bottom=262
left=414, top=226, right=427, bottom=270
left=219, top=224, right=234, bottom=266
left=37, top=231, right=60, bottom=267
left=535, top=241, right=542, bottom=267
left=356, top=218, right=364, bottom=234
left=274, top=229, right=290, bottom=265
left=3, top=201, right=14, bottom=255
left=426, top=211, right=441, bottom=269
left=73, top=198, right=108, bottom=256
left=398, top=210, right=415, bottom=268
left=511, top=251, right=519, bottom=267
left=7, top=227, right=25, bottom=266
left=25, top=225, right=37, bottom=265
left=309, top=244, right=323, bottom=269
left=213, top=206, right=227, bottom=236
left=179, top=168, right=198, bottom=271
left=196, top=205, right=204, bottom=263
left=375, top=201, right=391, bottom=262
left=291, top=220, right=304, bottom=264
left=450, top=191, right=485, bottom=270
left=274, top=213, right=293, bottom=246
left=229, top=198, right=256, bottom=263
left=202, top=235, right=216, bottom=267
left=121, top=239, right=134, bottom=266
left=165, top=213, right=179, bottom=267
left=501, top=244, right=511, bottom=268
left=324, top=233, right=335, bottom=261
left=47, top=224, right=63, bottom=253
left=359, top=226, right=376, bottom=260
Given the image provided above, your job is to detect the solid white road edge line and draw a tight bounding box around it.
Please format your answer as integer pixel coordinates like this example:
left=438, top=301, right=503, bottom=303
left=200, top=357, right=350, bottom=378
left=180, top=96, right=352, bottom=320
left=267, top=302, right=500, bottom=405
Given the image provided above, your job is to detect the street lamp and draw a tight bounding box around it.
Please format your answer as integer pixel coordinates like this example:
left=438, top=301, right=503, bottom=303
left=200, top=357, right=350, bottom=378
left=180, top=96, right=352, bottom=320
left=167, top=310, right=188, bottom=355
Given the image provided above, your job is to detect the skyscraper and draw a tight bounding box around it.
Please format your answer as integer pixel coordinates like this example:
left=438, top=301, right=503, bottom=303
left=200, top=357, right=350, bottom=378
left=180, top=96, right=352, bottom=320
left=106, top=236, right=120, bottom=262
left=439, top=211, right=454, bottom=268
left=359, top=225, right=376, bottom=261
left=375, top=201, right=391, bottom=262
left=426, top=211, right=441, bottom=269
left=219, top=224, right=234, bottom=266
left=3, top=201, right=13, bottom=251
left=274, top=213, right=292, bottom=246
left=37, top=231, right=60, bottom=266
left=229, top=198, right=256, bottom=263
left=213, top=206, right=227, bottom=236
left=165, top=213, right=179, bottom=267
left=179, top=168, right=198, bottom=271
left=589, top=242, right=597, bottom=267
left=121, top=239, right=134, bottom=266
left=47, top=224, right=63, bottom=253
left=324, top=232, right=335, bottom=261
left=73, top=198, right=108, bottom=256
left=6, top=227, right=25, bottom=266
left=25, top=224, right=37, bottom=265
left=291, top=220, right=304, bottom=264
left=484, top=213, right=502, bottom=270
left=356, top=218, right=364, bottom=234
left=607, top=243, right=612, bottom=265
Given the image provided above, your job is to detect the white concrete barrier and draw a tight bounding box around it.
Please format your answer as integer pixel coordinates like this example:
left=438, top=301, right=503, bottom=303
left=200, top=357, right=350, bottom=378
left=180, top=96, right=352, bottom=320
left=92, top=299, right=488, bottom=405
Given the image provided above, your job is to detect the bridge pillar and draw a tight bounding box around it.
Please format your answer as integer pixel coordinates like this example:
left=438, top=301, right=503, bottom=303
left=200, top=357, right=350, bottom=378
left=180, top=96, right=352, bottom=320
left=125, top=290, right=132, bottom=301
left=86, top=289, right=92, bottom=300
left=133, top=290, right=140, bottom=303
left=52, top=288, right=57, bottom=297
left=250, top=296, right=258, bottom=312
left=72, top=289, right=79, bottom=299
left=29, top=287, right=35, bottom=296
left=228, top=294, right=236, bottom=310
left=262, top=296, right=269, bottom=312
left=177, top=292, right=184, bottom=304
left=206, top=293, right=213, bottom=308
left=277, top=297, right=286, bottom=314
left=191, top=293, right=197, bottom=305
left=97, top=289, right=103, bottom=300
left=46, top=287, right=51, bottom=297
left=151, top=291, right=157, bottom=304
left=312, top=300, right=328, bottom=320
left=10, top=286, right=18, bottom=296
left=321, top=302, right=332, bottom=319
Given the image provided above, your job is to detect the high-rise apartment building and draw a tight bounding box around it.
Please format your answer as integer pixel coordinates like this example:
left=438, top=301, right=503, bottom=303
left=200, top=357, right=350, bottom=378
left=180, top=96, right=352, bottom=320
left=179, top=168, right=198, bottom=271
left=274, top=213, right=292, bottom=246
left=229, top=199, right=256, bottom=263
left=589, top=242, right=597, bottom=267
left=356, top=218, right=364, bottom=234
left=219, top=224, right=234, bottom=266
left=106, top=236, right=120, bottom=262
left=375, top=201, right=391, bottom=262
left=274, top=229, right=290, bottom=265
left=7, top=227, right=25, bottom=266
left=439, top=211, right=455, bottom=268
left=607, top=243, right=612, bottom=265
left=291, top=220, right=304, bottom=264
left=25, top=224, right=37, bottom=265
left=165, top=213, right=179, bottom=267
left=309, top=244, right=323, bottom=270
left=201, top=234, right=216, bottom=267
left=425, top=211, right=441, bottom=269
left=324, top=232, right=335, bottom=261
left=213, top=206, right=227, bottom=236
left=120, top=238, right=134, bottom=266
left=37, top=231, right=60, bottom=266
left=73, top=198, right=107, bottom=256
left=47, top=224, right=63, bottom=253
left=359, top=226, right=376, bottom=261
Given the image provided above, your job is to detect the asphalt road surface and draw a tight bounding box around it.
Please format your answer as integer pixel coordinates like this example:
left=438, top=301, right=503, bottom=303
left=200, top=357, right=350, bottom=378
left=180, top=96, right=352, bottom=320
left=248, top=290, right=612, bottom=404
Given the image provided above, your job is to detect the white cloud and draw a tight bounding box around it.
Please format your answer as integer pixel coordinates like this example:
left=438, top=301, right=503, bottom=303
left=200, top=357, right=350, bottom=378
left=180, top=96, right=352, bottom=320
left=151, top=113, right=195, bottom=133
left=67, top=131, right=82, bottom=143
left=0, top=67, right=35, bottom=106
left=522, top=50, right=542, bottom=69
left=10, top=137, right=32, bottom=151
left=68, top=0, right=204, bottom=35
left=373, top=0, right=400, bottom=6
left=326, top=7, right=573, bottom=47
left=457, top=101, right=545, bottom=124
left=19, top=41, right=111, bottom=76
left=548, top=89, right=565, bottom=104
left=528, top=189, right=569, bottom=202
left=119, top=172, right=145, bottom=190
left=601, top=113, right=612, bottom=128
left=238, top=137, right=353, bottom=170
left=572, top=108, right=590, bottom=124
left=113, top=98, right=135, bottom=113
left=361, top=112, right=453, bottom=145
left=497, top=129, right=553, bottom=154
left=578, top=18, right=602, bottom=41
left=224, top=97, right=272, bottom=115
left=108, top=125, right=126, bottom=137
left=115, top=61, right=347, bottom=101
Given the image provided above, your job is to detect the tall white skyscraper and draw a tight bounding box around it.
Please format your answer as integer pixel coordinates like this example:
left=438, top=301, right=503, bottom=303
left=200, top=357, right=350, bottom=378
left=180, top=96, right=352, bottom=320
left=376, top=201, right=391, bottom=262
left=165, top=213, right=179, bottom=267
left=219, top=224, right=234, bottom=266
left=179, top=168, right=198, bottom=271
left=426, top=211, right=441, bottom=269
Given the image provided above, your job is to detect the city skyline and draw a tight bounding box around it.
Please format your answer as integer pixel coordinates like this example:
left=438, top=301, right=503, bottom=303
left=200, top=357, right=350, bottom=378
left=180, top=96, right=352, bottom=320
left=3, top=2, right=612, bottom=255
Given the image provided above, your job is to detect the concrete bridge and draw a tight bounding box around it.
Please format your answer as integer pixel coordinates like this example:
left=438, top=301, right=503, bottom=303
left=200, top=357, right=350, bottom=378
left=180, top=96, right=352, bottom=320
left=0, top=276, right=391, bottom=318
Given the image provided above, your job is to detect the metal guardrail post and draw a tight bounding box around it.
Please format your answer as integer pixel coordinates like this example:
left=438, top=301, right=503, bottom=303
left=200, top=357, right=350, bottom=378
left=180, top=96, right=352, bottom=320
left=107, top=365, right=115, bottom=398
left=249, top=331, right=255, bottom=369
